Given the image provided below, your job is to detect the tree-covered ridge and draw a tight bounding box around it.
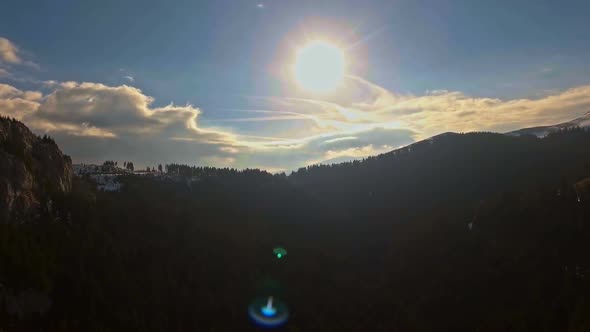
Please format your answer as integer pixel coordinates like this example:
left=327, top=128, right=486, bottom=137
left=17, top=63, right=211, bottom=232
left=289, top=128, right=590, bottom=214
left=164, top=163, right=275, bottom=178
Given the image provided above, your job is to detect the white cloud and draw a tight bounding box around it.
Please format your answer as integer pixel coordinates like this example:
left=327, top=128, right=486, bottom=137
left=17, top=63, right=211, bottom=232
left=123, top=76, right=134, bottom=82
left=27, top=83, right=241, bottom=149
left=0, top=84, right=21, bottom=98
left=0, top=84, right=42, bottom=120
left=22, top=90, right=42, bottom=101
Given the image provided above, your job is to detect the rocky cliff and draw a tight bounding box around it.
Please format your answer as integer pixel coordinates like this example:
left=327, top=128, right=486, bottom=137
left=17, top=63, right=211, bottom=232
left=0, top=116, right=73, bottom=222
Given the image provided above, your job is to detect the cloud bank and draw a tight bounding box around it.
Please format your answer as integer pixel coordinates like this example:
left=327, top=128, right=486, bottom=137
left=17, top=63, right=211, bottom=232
left=2, top=82, right=245, bottom=167
left=0, top=35, right=589, bottom=171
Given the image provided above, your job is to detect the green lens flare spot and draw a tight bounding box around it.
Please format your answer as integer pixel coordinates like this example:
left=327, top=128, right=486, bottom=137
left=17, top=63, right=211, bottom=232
left=273, top=247, right=287, bottom=259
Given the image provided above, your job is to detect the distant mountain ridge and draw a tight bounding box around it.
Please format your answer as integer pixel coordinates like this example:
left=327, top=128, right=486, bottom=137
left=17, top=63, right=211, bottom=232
left=506, top=111, right=590, bottom=137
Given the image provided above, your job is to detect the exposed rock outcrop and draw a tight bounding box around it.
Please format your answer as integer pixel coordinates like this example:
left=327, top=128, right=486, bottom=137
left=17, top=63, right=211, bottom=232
left=0, top=116, right=73, bottom=222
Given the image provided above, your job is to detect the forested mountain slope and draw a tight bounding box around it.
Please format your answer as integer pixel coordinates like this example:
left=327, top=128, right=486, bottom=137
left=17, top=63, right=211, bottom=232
left=1, top=120, right=590, bottom=331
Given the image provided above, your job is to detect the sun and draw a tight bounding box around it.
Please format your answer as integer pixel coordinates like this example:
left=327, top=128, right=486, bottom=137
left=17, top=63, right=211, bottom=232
left=294, top=41, right=346, bottom=93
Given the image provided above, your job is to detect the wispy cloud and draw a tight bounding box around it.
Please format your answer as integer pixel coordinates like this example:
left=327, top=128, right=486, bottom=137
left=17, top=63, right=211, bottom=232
left=0, top=37, right=39, bottom=69
left=0, top=37, right=21, bottom=64
left=0, top=68, right=11, bottom=78
left=212, top=109, right=314, bottom=122
left=262, top=75, right=590, bottom=140
left=123, top=75, right=134, bottom=82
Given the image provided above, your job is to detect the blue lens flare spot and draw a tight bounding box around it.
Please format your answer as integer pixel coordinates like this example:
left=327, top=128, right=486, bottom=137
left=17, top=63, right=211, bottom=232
left=261, top=305, right=277, bottom=317
left=261, top=296, right=277, bottom=316
left=248, top=296, right=289, bottom=327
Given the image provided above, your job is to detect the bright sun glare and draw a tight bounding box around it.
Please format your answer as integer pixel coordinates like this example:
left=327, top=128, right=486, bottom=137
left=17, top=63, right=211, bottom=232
left=294, top=41, right=345, bottom=93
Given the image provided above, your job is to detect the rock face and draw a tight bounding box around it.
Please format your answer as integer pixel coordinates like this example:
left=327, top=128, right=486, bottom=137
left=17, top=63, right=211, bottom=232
left=0, top=116, right=73, bottom=222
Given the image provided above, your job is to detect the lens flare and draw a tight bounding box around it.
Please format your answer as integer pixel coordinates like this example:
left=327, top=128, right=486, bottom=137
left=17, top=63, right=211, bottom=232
left=248, top=296, right=289, bottom=327
left=273, top=247, right=287, bottom=259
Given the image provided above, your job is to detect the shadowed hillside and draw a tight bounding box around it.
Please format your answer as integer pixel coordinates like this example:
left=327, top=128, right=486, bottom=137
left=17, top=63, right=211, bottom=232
left=1, top=121, right=590, bottom=331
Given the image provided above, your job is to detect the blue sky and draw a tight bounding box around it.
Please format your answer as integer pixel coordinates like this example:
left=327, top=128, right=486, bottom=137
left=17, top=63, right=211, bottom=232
left=1, top=0, right=590, bottom=171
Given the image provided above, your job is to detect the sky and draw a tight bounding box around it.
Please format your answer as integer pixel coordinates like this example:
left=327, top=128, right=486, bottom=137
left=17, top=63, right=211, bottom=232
left=1, top=0, right=590, bottom=172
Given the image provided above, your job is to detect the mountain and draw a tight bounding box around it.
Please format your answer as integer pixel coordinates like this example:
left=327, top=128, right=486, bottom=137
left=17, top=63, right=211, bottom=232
left=507, top=111, right=590, bottom=137
left=1, top=115, right=590, bottom=331
left=0, top=116, right=73, bottom=222
left=291, top=128, right=590, bottom=218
